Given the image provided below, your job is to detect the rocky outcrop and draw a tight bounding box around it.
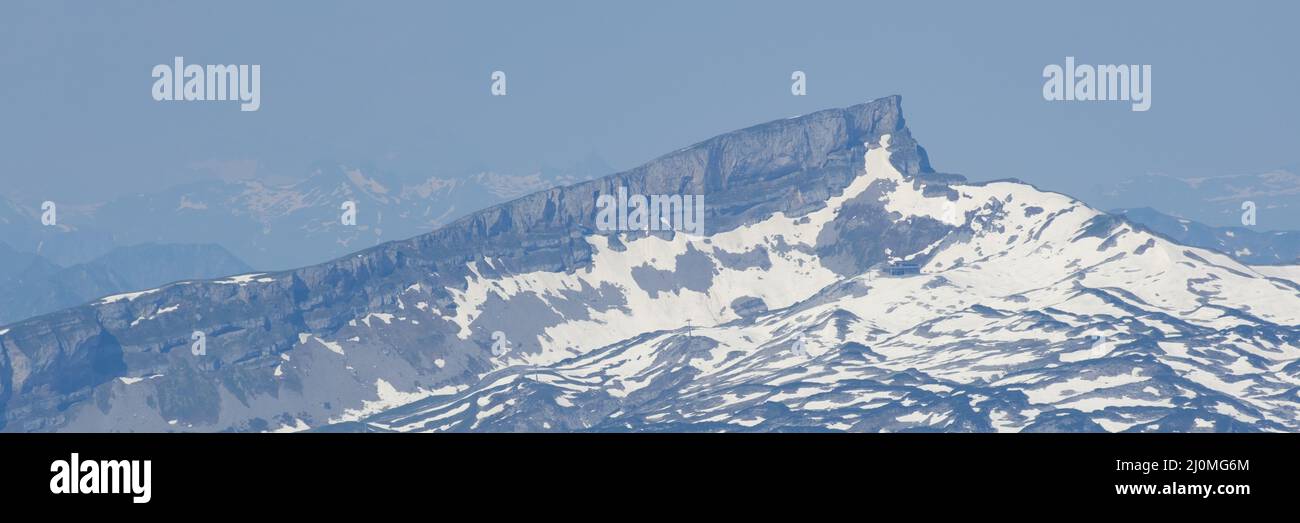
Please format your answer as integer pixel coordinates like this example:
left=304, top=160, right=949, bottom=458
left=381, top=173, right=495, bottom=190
left=0, top=95, right=937, bottom=432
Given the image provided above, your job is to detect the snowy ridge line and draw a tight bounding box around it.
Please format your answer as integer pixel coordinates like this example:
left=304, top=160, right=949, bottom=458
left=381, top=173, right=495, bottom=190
left=338, top=135, right=1300, bottom=432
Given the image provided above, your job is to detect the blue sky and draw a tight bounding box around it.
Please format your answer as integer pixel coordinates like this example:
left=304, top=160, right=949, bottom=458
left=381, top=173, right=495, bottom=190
left=2, top=0, right=1297, bottom=213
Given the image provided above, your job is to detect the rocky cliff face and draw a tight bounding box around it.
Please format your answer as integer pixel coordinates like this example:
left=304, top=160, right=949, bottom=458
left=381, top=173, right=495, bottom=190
left=0, top=96, right=947, bottom=432
left=16, top=94, right=1293, bottom=433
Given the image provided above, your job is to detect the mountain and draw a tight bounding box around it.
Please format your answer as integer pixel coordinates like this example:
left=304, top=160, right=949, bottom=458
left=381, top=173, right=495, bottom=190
left=1114, top=207, right=1300, bottom=265
left=0, top=242, right=44, bottom=279
left=3, top=96, right=1300, bottom=433
left=0, top=165, right=596, bottom=271
left=1089, top=170, right=1300, bottom=231
left=0, top=243, right=253, bottom=326
left=0, top=197, right=116, bottom=267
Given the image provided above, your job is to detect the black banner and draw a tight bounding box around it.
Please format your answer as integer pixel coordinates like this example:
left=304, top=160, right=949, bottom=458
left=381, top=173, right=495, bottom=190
left=1, top=433, right=1290, bottom=514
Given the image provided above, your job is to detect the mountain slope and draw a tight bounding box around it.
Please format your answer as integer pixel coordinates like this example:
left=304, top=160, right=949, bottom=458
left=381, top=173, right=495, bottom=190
left=3, top=96, right=1299, bottom=433
left=350, top=136, right=1300, bottom=433
left=1115, top=207, right=1300, bottom=265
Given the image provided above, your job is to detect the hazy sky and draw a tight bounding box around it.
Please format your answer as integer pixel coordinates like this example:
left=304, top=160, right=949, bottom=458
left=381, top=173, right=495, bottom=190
left=2, top=0, right=1297, bottom=206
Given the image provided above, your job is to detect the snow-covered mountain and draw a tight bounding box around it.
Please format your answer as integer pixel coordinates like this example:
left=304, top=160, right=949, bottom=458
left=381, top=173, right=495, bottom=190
left=352, top=133, right=1300, bottom=433
left=3, top=96, right=1299, bottom=433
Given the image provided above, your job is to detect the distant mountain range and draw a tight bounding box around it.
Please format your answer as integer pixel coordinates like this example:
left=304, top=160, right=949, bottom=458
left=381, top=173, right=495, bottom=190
left=0, top=158, right=602, bottom=329
left=0, top=164, right=602, bottom=271
left=1113, top=207, right=1300, bottom=265
left=1088, top=170, right=1300, bottom=230
left=3, top=96, right=1300, bottom=433
left=0, top=243, right=251, bottom=326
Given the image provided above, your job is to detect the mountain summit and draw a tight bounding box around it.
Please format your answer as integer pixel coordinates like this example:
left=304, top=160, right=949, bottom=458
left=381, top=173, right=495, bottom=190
left=3, top=96, right=1299, bottom=433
